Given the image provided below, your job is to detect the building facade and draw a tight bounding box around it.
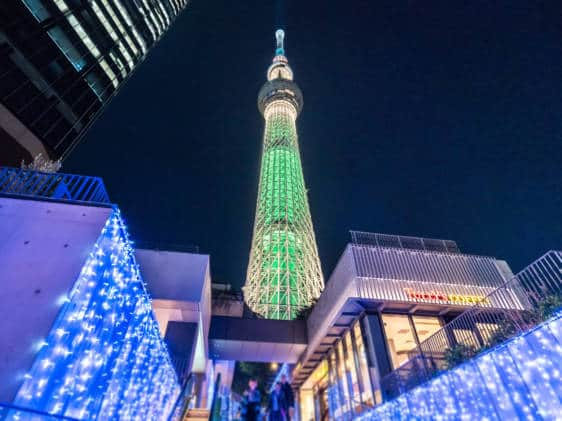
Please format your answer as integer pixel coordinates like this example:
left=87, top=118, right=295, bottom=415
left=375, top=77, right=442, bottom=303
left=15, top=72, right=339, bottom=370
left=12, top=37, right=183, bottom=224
left=0, top=0, right=189, bottom=166
left=293, top=232, right=525, bottom=421
left=244, top=30, right=324, bottom=320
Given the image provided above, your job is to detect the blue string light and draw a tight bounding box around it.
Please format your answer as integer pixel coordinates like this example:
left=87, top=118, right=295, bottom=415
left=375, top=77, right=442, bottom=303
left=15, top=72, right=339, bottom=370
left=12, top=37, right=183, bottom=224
left=13, top=209, right=180, bottom=419
left=355, top=312, right=562, bottom=420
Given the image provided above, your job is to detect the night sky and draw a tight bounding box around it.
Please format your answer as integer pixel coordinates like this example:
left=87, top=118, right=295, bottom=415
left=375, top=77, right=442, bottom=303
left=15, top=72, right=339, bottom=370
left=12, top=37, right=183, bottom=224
left=66, top=0, right=562, bottom=288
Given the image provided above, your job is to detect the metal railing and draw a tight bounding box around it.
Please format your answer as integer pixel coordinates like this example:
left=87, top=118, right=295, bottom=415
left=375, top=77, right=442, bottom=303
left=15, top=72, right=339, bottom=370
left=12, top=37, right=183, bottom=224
left=209, top=373, right=222, bottom=421
left=168, top=373, right=195, bottom=421
left=0, top=167, right=110, bottom=204
left=380, top=250, right=562, bottom=400
left=350, top=231, right=460, bottom=254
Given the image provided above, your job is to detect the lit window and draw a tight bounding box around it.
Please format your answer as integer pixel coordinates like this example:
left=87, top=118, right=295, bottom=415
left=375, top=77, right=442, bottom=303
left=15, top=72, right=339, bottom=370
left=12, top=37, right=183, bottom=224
left=476, top=322, right=501, bottom=345
left=99, top=59, right=118, bottom=88
left=141, top=0, right=163, bottom=36
left=336, top=341, right=351, bottom=416
left=85, top=72, right=107, bottom=101
left=110, top=52, right=127, bottom=78
left=381, top=314, right=417, bottom=369
left=67, top=15, right=101, bottom=58
left=21, top=0, right=50, bottom=21
left=110, top=0, right=147, bottom=54
left=155, top=1, right=171, bottom=25
left=132, top=0, right=157, bottom=41
left=92, top=2, right=119, bottom=43
left=46, top=27, right=86, bottom=71
left=92, top=1, right=136, bottom=72
left=452, top=328, right=480, bottom=349
left=412, top=315, right=442, bottom=343
left=353, top=322, right=375, bottom=405
left=48, top=1, right=118, bottom=87
left=52, top=0, right=69, bottom=12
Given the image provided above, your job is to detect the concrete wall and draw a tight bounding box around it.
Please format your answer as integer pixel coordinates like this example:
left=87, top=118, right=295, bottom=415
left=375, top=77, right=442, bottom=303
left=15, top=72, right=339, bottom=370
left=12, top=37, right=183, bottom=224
left=136, top=249, right=212, bottom=374
left=137, top=249, right=210, bottom=303
left=0, top=197, right=111, bottom=401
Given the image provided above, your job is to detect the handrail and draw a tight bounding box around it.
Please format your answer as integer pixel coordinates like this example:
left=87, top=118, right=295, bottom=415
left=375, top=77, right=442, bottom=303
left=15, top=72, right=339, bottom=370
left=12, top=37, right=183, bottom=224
left=208, top=373, right=222, bottom=421
left=167, top=373, right=195, bottom=421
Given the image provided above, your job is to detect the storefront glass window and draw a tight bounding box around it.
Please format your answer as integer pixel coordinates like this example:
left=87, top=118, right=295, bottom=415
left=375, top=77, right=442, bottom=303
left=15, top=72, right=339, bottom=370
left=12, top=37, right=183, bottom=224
left=336, top=341, right=351, bottom=418
left=344, top=331, right=360, bottom=413
left=353, top=322, right=375, bottom=406
left=412, top=315, right=442, bottom=342
left=381, top=314, right=417, bottom=369
left=327, top=350, right=341, bottom=420
left=299, top=389, right=314, bottom=421
left=307, top=360, right=329, bottom=421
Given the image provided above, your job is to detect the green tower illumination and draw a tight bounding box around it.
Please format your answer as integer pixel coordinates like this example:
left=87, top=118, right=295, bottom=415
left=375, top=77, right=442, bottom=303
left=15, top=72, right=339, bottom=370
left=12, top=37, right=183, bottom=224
left=244, top=30, right=324, bottom=320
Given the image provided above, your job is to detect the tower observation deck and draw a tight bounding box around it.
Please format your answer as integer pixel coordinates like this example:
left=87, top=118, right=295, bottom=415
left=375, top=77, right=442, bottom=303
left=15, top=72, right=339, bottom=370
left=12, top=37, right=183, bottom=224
left=244, top=30, right=324, bottom=320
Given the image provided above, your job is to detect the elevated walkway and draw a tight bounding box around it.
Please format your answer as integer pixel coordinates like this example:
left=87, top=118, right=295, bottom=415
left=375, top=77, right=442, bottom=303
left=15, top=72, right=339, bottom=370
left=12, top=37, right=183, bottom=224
left=209, top=316, right=307, bottom=363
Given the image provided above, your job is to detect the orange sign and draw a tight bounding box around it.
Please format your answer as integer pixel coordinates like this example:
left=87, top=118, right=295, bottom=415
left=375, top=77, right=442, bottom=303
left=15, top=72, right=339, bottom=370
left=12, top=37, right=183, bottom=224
left=403, top=287, right=489, bottom=304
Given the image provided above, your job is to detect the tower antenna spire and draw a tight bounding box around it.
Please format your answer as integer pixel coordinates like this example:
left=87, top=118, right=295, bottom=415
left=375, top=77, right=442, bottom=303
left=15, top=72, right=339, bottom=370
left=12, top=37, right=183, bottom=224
left=275, top=29, right=285, bottom=56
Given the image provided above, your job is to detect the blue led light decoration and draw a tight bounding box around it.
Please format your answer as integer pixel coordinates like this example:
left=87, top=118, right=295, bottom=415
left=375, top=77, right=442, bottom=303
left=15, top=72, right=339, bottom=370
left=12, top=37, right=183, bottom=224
left=356, top=311, right=562, bottom=420
left=13, top=209, right=180, bottom=420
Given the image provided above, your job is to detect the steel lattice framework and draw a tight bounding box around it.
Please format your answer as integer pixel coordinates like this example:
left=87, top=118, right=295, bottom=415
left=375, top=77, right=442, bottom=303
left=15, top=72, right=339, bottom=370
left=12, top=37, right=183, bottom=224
left=244, top=30, right=324, bottom=320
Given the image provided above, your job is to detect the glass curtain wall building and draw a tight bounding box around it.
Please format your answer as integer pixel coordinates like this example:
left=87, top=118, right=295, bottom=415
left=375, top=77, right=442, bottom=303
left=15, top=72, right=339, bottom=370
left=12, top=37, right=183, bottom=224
left=0, top=0, right=189, bottom=165
left=244, top=30, right=324, bottom=320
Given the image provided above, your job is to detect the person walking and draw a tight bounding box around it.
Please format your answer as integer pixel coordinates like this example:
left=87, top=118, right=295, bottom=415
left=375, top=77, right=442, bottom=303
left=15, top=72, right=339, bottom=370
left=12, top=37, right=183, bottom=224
left=280, top=375, right=294, bottom=420
left=241, top=378, right=261, bottom=421
left=268, top=382, right=287, bottom=421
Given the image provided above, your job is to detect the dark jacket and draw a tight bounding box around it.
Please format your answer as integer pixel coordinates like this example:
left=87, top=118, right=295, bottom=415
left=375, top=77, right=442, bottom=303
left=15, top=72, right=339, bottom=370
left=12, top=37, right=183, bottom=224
left=281, top=382, right=294, bottom=408
left=268, top=389, right=288, bottom=412
left=242, top=389, right=261, bottom=421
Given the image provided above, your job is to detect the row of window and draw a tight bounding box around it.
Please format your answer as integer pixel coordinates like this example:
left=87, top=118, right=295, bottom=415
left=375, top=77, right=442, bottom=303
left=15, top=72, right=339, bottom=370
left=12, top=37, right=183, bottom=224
left=300, top=312, right=504, bottom=420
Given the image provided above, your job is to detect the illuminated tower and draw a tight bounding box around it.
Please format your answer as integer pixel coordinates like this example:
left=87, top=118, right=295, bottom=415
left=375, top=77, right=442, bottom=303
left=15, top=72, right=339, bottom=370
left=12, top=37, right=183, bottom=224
left=244, top=30, right=324, bottom=320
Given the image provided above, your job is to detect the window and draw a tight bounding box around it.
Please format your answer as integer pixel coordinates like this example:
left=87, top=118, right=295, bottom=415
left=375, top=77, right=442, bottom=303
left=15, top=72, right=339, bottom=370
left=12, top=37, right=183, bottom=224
left=476, top=322, right=501, bottom=346
left=22, top=0, right=50, bottom=21
left=336, top=341, right=350, bottom=415
left=353, top=322, right=375, bottom=406
left=344, top=331, right=360, bottom=412
left=453, top=328, right=480, bottom=348
left=47, top=27, right=87, bottom=71
left=85, top=71, right=107, bottom=101
left=412, top=315, right=442, bottom=343
left=381, top=314, right=417, bottom=369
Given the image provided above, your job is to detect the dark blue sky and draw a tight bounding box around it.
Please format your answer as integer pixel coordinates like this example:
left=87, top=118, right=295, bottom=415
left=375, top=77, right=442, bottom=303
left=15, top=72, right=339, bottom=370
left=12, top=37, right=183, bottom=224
left=67, top=0, right=562, bottom=287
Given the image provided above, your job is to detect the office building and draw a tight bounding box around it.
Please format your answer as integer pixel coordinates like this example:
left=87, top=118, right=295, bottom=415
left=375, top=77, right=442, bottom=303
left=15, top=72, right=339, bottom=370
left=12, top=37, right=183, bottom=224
left=0, top=0, right=189, bottom=166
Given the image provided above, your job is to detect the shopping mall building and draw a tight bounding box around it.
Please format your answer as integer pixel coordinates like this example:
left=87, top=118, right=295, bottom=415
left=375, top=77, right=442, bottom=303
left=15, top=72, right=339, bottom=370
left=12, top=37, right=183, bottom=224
left=291, top=231, right=524, bottom=421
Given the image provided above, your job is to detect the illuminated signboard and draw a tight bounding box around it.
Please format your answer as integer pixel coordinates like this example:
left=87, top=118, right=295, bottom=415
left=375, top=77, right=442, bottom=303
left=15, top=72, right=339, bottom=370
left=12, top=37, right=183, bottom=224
left=403, top=287, right=489, bottom=305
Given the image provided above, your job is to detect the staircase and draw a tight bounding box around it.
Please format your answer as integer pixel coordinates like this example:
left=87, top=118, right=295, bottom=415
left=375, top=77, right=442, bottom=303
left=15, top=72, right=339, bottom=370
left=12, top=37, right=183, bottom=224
left=184, top=408, right=209, bottom=421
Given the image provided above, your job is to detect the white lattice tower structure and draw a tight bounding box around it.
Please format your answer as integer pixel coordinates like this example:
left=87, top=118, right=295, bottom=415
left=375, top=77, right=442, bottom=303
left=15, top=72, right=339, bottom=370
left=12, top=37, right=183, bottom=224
left=243, top=30, right=324, bottom=320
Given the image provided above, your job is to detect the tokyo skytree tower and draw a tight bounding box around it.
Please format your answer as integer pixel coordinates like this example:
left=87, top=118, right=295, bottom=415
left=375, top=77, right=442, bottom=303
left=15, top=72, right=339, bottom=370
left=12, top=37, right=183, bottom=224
left=244, top=30, right=324, bottom=320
